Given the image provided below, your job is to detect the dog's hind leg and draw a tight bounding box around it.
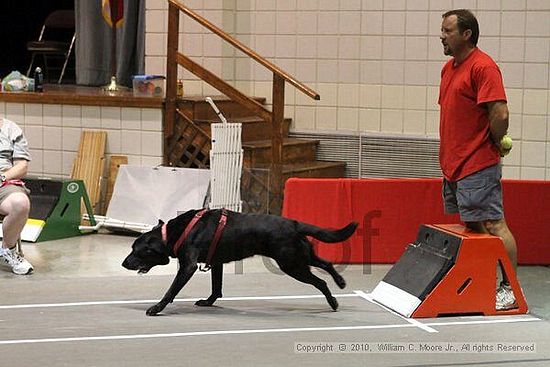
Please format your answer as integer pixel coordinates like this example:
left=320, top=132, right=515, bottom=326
left=302, top=240, right=346, bottom=289
left=195, top=264, right=223, bottom=307
left=147, top=263, right=198, bottom=316
left=309, top=255, right=346, bottom=289
left=276, top=260, right=339, bottom=311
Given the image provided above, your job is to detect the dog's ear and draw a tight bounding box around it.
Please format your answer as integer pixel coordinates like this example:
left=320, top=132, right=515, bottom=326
left=150, top=219, right=164, bottom=231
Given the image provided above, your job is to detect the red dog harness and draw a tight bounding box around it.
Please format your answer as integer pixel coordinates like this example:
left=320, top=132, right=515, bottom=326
left=1, top=179, right=26, bottom=188
left=161, top=209, right=228, bottom=270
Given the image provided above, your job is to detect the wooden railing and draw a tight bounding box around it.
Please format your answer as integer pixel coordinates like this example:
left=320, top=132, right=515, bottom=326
left=164, top=0, right=320, bottom=206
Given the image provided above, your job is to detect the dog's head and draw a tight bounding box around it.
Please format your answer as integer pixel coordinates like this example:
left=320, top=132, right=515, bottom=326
left=122, top=221, right=170, bottom=274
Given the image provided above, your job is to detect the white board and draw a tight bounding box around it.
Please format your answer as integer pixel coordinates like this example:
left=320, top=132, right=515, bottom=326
left=106, top=165, right=210, bottom=225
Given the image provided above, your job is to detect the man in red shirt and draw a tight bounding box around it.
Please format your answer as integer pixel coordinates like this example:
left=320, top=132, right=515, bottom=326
left=439, top=9, right=517, bottom=310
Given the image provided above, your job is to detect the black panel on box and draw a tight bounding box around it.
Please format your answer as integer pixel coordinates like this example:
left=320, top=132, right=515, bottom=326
left=24, top=178, right=63, bottom=220
left=415, top=225, right=461, bottom=260
left=382, top=225, right=462, bottom=299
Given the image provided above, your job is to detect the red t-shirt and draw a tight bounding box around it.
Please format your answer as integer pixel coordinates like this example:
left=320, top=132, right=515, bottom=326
left=438, top=48, right=506, bottom=182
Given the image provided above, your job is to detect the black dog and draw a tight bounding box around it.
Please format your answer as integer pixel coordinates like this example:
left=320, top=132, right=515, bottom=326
left=122, top=209, right=357, bottom=316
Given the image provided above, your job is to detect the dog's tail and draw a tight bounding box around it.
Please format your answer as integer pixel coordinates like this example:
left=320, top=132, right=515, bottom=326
left=297, top=221, right=358, bottom=243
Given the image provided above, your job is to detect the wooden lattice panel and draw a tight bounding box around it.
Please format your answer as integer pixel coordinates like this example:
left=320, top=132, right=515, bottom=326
left=166, top=110, right=211, bottom=168
left=240, top=168, right=271, bottom=214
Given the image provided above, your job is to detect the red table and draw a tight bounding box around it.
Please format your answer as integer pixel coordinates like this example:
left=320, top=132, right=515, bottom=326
left=282, top=178, right=550, bottom=265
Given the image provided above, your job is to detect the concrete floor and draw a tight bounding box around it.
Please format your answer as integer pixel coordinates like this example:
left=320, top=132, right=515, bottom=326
left=0, top=232, right=549, bottom=367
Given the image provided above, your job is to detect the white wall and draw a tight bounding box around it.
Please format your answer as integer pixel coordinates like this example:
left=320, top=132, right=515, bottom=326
left=0, top=102, right=164, bottom=177
left=145, top=0, right=550, bottom=179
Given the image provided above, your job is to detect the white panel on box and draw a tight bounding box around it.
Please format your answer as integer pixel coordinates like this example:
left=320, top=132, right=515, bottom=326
left=371, top=281, right=422, bottom=318
left=106, top=165, right=210, bottom=225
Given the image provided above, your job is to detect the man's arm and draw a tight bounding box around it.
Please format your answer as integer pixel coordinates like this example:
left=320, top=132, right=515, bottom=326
left=487, top=100, right=509, bottom=142
left=2, top=159, right=29, bottom=180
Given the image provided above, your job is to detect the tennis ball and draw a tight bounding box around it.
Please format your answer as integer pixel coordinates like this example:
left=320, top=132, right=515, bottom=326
left=500, top=135, right=513, bottom=150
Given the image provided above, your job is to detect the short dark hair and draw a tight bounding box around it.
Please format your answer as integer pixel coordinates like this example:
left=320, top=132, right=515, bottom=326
left=442, top=9, right=479, bottom=46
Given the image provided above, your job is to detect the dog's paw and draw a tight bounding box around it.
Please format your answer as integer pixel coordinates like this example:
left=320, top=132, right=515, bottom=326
left=194, top=294, right=221, bottom=307
left=335, top=276, right=346, bottom=289
left=195, top=299, right=214, bottom=307
left=328, top=297, right=339, bottom=311
left=146, top=303, right=165, bottom=316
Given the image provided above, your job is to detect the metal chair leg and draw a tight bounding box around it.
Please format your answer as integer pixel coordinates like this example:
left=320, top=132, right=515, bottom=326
left=26, top=53, right=36, bottom=77
left=58, top=34, right=76, bottom=84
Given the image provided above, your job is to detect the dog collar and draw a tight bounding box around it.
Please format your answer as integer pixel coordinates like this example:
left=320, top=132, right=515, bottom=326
left=161, top=223, right=168, bottom=243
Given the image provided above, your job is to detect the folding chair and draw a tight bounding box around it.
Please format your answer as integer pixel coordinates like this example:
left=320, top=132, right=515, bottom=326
left=26, top=9, right=75, bottom=84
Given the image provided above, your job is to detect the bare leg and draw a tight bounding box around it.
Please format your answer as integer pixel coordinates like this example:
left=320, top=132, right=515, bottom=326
left=466, top=219, right=517, bottom=283
left=0, top=193, right=30, bottom=249
left=485, top=218, right=517, bottom=282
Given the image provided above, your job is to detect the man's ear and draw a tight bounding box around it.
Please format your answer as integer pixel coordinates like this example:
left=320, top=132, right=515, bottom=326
left=462, top=28, right=472, bottom=42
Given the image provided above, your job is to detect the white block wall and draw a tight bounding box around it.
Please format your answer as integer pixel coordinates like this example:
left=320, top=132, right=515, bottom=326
left=0, top=102, right=164, bottom=178
left=144, top=0, right=550, bottom=180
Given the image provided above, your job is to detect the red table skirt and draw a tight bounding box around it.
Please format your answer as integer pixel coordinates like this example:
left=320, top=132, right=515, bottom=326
left=282, top=178, right=550, bottom=265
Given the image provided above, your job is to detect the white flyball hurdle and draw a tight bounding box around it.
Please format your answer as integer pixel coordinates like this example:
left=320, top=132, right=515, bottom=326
left=207, top=97, right=243, bottom=212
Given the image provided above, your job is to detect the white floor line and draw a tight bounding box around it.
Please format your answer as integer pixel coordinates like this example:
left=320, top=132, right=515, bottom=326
left=0, top=324, right=417, bottom=346
left=0, top=292, right=542, bottom=346
left=0, top=317, right=542, bottom=346
left=354, top=290, right=439, bottom=333
left=0, top=293, right=358, bottom=310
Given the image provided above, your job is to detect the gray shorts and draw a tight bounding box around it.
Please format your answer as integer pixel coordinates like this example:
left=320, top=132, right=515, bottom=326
left=0, top=184, right=30, bottom=205
left=442, top=164, right=504, bottom=223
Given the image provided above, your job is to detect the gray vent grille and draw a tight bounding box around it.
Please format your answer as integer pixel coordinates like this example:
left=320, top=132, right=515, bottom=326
left=360, top=134, right=441, bottom=178
left=289, top=131, right=361, bottom=177
left=289, top=131, right=442, bottom=178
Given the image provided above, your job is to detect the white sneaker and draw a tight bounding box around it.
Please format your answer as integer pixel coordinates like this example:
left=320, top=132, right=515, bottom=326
left=496, top=282, right=517, bottom=310
left=0, top=247, right=33, bottom=275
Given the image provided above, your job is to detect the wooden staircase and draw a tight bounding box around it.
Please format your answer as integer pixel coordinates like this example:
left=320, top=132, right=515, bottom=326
left=163, top=2, right=345, bottom=214
left=168, top=95, right=345, bottom=214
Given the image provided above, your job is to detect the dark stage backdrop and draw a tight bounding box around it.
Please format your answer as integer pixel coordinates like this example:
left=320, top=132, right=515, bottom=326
left=0, top=0, right=75, bottom=80
left=75, top=0, right=145, bottom=87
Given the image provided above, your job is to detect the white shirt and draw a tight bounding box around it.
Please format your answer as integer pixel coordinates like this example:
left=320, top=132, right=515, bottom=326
left=0, top=118, right=31, bottom=172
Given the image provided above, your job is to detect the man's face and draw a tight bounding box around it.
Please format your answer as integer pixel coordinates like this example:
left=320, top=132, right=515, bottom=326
left=440, top=15, right=469, bottom=56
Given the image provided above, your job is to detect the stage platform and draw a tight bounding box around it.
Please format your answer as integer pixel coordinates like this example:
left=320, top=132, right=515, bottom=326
left=0, top=83, right=164, bottom=108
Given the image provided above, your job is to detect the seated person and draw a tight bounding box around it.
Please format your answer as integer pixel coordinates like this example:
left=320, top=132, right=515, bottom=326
left=0, top=118, right=33, bottom=275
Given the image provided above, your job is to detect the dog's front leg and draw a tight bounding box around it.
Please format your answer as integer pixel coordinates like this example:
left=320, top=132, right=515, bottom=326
left=195, top=263, right=223, bottom=307
left=146, top=263, right=198, bottom=316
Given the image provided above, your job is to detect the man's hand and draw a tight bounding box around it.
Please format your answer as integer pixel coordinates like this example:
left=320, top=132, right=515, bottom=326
left=498, top=135, right=513, bottom=157
left=486, top=101, right=511, bottom=157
